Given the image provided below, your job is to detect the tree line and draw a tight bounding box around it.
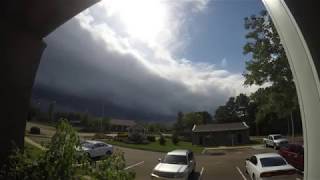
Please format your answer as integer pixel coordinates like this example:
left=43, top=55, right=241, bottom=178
left=173, top=10, right=303, bottom=136
left=215, top=10, right=302, bottom=135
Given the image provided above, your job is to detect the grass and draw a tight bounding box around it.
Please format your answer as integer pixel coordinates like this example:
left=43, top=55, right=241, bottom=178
left=103, top=138, right=204, bottom=154
left=24, top=141, right=44, bottom=159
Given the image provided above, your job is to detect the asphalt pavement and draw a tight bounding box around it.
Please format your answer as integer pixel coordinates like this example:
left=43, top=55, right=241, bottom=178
left=117, top=146, right=303, bottom=180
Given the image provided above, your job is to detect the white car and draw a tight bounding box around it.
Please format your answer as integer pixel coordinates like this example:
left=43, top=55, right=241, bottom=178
left=245, top=153, right=297, bottom=180
left=151, top=149, right=196, bottom=180
left=80, top=140, right=113, bottom=158
left=263, top=134, right=288, bottom=149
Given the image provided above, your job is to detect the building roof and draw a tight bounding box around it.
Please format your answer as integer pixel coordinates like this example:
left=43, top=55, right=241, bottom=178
left=192, top=122, right=249, bottom=133
left=110, top=119, right=136, bottom=127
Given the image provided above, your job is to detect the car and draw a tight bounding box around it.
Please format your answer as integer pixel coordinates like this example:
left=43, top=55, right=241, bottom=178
left=278, top=144, right=304, bottom=171
left=245, top=153, right=296, bottom=180
left=80, top=140, right=113, bottom=158
left=263, top=134, right=288, bottom=149
left=151, top=149, right=196, bottom=180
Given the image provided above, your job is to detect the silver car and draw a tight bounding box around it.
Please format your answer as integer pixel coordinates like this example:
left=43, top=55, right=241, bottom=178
left=151, top=149, right=196, bottom=180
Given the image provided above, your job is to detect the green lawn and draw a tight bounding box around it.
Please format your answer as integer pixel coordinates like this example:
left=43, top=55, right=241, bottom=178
left=103, top=138, right=204, bottom=154
left=24, top=141, right=44, bottom=159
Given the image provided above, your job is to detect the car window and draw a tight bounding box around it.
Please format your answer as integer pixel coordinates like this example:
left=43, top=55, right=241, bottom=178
left=250, top=156, right=257, bottom=165
left=163, top=155, right=187, bottom=165
left=94, top=143, right=102, bottom=148
left=273, top=135, right=282, bottom=140
left=260, top=157, right=287, bottom=167
left=82, top=143, right=93, bottom=148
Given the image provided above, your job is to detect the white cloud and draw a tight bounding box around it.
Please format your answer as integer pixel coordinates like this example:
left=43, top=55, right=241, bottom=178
left=38, top=0, right=258, bottom=117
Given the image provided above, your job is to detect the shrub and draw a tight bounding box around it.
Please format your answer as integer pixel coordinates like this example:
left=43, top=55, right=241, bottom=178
left=93, top=133, right=108, bottom=139
left=159, top=135, right=166, bottom=145
left=128, top=132, right=144, bottom=144
left=171, top=133, right=179, bottom=145
left=90, top=151, right=135, bottom=180
left=29, top=126, right=40, bottom=134
left=0, top=119, right=135, bottom=180
left=147, top=135, right=156, bottom=142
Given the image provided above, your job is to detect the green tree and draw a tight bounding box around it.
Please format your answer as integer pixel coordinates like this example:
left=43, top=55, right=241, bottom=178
left=0, top=120, right=135, bottom=180
left=243, top=10, right=300, bottom=134
left=159, top=135, right=166, bottom=146
left=173, top=112, right=184, bottom=135
left=171, top=132, right=179, bottom=145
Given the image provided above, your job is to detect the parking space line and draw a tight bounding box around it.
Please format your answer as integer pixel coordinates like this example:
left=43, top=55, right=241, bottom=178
left=202, top=149, right=206, bottom=154
left=124, top=161, right=144, bottom=170
left=199, top=167, right=205, bottom=180
left=236, top=166, right=247, bottom=180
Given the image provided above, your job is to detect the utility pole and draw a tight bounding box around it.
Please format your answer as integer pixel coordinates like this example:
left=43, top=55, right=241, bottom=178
left=101, top=103, right=105, bottom=132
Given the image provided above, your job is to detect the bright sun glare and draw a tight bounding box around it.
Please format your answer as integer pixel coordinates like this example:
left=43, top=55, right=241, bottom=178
left=104, top=0, right=168, bottom=43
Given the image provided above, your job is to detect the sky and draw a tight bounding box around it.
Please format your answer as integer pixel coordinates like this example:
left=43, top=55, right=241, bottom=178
left=34, top=0, right=265, bottom=121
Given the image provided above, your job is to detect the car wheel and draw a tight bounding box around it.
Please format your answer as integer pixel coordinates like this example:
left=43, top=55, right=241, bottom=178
left=273, top=144, right=277, bottom=150
left=106, top=151, right=112, bottom=155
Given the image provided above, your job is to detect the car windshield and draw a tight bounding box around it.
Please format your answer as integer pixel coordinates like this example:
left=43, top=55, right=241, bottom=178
left=273, top=135, right=282, bottom=140
left=162, top=155, right=187, bottom=165
left=260, top=157, right=287, bottom=167
left=82, top=143, right=94, bottom=148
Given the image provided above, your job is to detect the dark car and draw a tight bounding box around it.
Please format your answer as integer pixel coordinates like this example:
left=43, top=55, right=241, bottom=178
left=278, top=144, right=304, bottom=171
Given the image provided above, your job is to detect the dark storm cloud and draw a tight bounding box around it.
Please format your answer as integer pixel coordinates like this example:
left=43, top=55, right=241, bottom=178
left=35, top=18, right=231, bottom=117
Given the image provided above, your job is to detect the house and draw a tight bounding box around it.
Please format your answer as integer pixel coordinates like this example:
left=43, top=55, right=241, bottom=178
left=192, top=122, right=250, bottom=146
left=109, top=119, right=136, bottom=132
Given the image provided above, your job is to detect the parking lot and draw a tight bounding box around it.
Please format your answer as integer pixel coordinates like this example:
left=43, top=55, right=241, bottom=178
left=118, top=146, right=303, bottom=180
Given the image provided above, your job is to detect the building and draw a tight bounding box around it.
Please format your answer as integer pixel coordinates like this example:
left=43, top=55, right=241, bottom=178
left=109, top=119, right=136, bottom=132
left=192, top=122, right=250, bottom=146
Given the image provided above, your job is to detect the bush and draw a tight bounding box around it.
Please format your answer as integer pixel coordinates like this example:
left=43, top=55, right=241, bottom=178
left=159, top=135, right=166, bottom=145
left=93, top=133, right=108, bottom=139
left=90, top=151, right=135, bottom=180
left=171, top=133, right=179, bottom=145
left=0, top=120, right=135, bottom=180
left=128, top=132, right=144, bottom=144
left=29, top=126, right=40, bottom=134
left=147, top=135, right=156, bottom=142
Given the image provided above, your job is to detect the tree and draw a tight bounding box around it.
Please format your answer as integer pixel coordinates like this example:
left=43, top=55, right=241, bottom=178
left=159, top=135, right=166, bottom=145
left=173, top=112, right=184, bottom=134
left=0, top=120, right=135, bottom=180
left=214, top=94, right=250, bottom=123
left=171, top=132, right=179, bottom=145
left=243, top=10, right=300, bottom=134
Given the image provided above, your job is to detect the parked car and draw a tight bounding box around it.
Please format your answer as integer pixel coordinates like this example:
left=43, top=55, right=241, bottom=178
left=151, top=149, right=196, bottom=180
left=245, top=153, right=296, bottom=180
left=80, top=140, right=113, bottom=158
left=278, top=144, right=304, bottom=171
left=263, top=134, right=288, bottom=149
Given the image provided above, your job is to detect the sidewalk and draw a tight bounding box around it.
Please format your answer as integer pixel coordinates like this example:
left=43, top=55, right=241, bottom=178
left=24, top=137, right=47, bottom=151
left=202, top=144, right=264, bottom=154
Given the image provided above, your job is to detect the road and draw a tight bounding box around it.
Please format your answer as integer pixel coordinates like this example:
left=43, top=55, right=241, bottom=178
left=118, top=146, right=303, bottom=180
